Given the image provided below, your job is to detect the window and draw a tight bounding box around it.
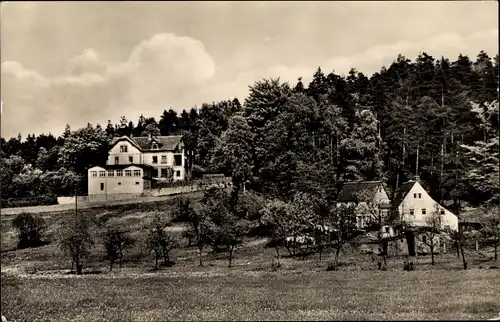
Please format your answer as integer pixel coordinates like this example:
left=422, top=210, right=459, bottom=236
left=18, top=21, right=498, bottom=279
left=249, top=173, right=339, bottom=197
left=152, top=143, right=158, bottom=149
left=418, top=193, right=422, bottom=199
left=422, top=208, right=427, bottom=215
left=120, top=145, right=128, bottom=153
left=161, top=155, right=167, bottom=164
left=118, top=182, right=122, bottom=185
left=414, top=193, right=417, bottom=198
left=174, top=154, right=182, bottom=166
left=125, top=170, right=132, bottom=177
left=108, top=170, right=114, bottom=177
left=129, top=156, right=133, bottom=163
left=381, top=210, right=388, bottom=217
left=444, top=225, right=450, bottom=230
left=114, top=156, right=119, bottom=165
left=161, top=168, right=169, bottom=178
left=135, top=182, right=140, bottom=185
left=100, top=183, right=104, bottom=191
left=440, top=210, right=445, bottom=215
left=384, top=227, right=389, bottom=233
left=91, top=171, right=98, bottom=177
left=99, top=171, right=106, bottom=177
left=117, top=170, right=123, bottom=177
left=410, top=209, right=415, bottom=215
left=176, top=170, right=181, bottom=177
left=133, top=170, right=141, bottom=176
left=152, top=156, right=158, bottom=164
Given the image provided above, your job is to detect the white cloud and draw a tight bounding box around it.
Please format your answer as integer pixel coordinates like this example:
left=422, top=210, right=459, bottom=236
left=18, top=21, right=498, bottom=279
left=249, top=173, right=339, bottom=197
left=1, top=29, right=497, bottom=138
left=1, top=33, right=216, bottom=138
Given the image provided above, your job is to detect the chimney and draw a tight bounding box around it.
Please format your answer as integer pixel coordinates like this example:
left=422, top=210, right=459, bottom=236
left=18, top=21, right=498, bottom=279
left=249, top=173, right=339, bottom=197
left=148, top=133, right=152, bottom=140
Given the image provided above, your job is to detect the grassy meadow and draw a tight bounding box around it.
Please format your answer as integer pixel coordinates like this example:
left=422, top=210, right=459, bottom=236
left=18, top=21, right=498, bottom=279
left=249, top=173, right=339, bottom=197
left=1, top=200, right=500, bottom=321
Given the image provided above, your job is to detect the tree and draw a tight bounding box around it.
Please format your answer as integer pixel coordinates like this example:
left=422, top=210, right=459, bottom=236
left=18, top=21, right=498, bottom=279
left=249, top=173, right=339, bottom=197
left=102, top=226, right=134, bottom=271
left=12, top=212, right=47, bottom=249
left=340, top=109, right=384, bottom=181
left=326, top=204, right=358, bottom=269
left=58, top=214, right=96, bottom=274
left=352, top=186, right=391, bottom=268
left=445, top=226, right=469, bottom=270
left=199, top=187, right=249, bottom=267
left=416, top=204, right=442, bottom=265
left=183, top=202, right=211, bottom=266
left=141, top=123, right=161, bottom=137
left=211, top=114, right=255, bottom=202
left=145, top=213, right=176, bottom=269
left=480, top=207, right=500, bottom=262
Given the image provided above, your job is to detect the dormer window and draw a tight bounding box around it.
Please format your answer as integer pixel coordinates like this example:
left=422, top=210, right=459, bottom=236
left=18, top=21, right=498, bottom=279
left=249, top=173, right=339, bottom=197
left=152, top=142, right=158, bottom=150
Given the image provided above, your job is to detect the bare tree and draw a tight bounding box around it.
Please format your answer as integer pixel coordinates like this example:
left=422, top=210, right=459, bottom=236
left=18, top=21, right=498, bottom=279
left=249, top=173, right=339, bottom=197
left=416, top=204, right=442, bottom=265
left=445, top=226, right=469, bottom=270
left=326, top=203, right=358, bottom=270
left=58, top=215, right=96, bottom=275
left=102, top=226, right=134, bottom=271
left=480, top=207, right=500, bottom=261
left=353, top=188, right=391, bottom=269
left=184, top=203, right=211, bottom=266
left=145, top=213, right=176, bottom=269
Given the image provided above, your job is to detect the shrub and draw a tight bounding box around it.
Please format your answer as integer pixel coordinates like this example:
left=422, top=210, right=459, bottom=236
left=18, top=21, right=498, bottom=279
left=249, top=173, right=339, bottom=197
left=12, top=212, right=47, bottom=249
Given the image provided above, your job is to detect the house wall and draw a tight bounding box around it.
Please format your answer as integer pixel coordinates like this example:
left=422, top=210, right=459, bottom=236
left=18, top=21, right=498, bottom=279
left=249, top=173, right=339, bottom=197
left=107, top=140, right=142, bottom=165
left=106, top=138, right=186, bottom=181
left=88, top=165, right=145, bottom=195
left=398, top=181, right=459, bottom=231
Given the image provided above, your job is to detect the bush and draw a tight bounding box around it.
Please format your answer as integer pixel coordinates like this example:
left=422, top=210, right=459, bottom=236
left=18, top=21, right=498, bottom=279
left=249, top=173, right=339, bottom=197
left=12, top=212, right=47, bottom=249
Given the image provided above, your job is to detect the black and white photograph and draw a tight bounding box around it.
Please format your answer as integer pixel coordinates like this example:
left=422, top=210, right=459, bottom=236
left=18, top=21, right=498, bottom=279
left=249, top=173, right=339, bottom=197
left=1, top=1, right=499, bottom=321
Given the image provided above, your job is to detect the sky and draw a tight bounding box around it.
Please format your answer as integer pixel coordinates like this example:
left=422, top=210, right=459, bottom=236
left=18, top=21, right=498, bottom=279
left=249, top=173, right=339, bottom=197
left=1, top=1, right=498, bottom=139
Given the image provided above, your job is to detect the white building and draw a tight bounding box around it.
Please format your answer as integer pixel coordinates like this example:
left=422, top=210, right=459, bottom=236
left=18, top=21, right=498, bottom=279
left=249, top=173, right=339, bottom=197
left=392, top=178, right=459, bottom=231
left=88, top=134, right=188, bottom=197
left=337, top=181, right=391, bottom=229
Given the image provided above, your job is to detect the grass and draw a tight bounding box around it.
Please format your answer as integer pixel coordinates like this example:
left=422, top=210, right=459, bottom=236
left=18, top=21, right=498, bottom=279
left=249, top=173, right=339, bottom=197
left=2, top=269, right=499, bottom=321
left=2, top=200, right=500, bottom=321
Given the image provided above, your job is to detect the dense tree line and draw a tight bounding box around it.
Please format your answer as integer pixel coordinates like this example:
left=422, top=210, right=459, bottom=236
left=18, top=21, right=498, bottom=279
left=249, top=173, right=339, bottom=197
left=1, top=50, right=498, bottom=211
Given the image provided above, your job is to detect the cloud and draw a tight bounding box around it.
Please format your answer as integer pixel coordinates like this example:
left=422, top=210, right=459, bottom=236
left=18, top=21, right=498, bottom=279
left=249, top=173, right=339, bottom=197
left=1, top=29, right=497, bottom=138
left=1, top=33, right=216, bottom=138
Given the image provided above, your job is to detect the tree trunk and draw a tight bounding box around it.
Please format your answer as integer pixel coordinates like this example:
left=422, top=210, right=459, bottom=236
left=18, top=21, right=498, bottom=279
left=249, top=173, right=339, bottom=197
left=228, top=247, right=233, bottom=268
left=198, top=244, right=203, bottom=267
left=76, top=262, right=83, bottom=275
left=275, top=246, right=281, bottom=265
left=430, top=240, right=435, bottom=265
left=155, top=251, right=159, bottom=269
left=334, top=245, right=341, bottom=268
left=460, top=242, right=467, bottom=270
left=455, top=241, right=460, bottom=258
left=109, top=260, right=114, bottom=272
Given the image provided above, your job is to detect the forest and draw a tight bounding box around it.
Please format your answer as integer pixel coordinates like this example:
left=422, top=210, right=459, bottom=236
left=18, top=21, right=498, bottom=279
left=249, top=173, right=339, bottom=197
left=1, top=50, right=498, bottom=212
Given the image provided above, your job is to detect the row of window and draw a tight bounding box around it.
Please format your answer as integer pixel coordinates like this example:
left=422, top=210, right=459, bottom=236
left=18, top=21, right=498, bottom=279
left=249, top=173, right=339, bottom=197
left=113, top=155, right=182, bottom=165
left=99, top=181, right=140, bottom=190
left=91, top=170, right=141, bottom=177
left=409, top=208, right=446, bottom=215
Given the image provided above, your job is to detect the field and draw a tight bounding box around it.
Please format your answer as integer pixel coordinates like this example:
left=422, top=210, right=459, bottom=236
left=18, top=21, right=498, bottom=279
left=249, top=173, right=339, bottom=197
left=2, top=200, right=500, bottom=321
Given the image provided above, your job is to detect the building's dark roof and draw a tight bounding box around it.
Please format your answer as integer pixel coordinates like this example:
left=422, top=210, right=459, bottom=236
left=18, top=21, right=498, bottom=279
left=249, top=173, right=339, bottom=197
left=104, top=164, right=157, bottom=171
left=337, top=181, right=384, bottom=202
left=391, top=180, right=417, bottom=208
left=111, top=135, right=183, bottom=152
